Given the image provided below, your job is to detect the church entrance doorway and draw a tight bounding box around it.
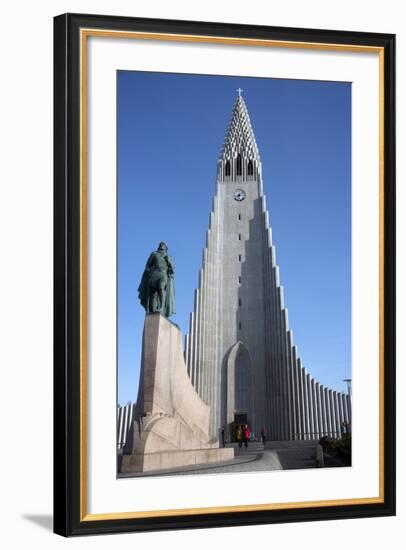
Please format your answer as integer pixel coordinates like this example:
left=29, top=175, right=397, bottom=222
left=226, top=341, right=254, bottom=441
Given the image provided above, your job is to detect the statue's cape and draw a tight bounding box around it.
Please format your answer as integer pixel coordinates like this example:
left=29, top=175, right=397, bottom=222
left=138, top=268, right=150, bottom=310
left=164, top=274, right=175, bottom=317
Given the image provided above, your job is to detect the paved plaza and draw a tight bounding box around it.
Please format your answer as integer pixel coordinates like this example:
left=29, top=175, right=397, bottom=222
left=118, top=440, right=347, bottom=478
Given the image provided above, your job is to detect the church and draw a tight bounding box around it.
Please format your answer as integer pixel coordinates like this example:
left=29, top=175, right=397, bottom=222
left=184, top=91, right=351, bottom=442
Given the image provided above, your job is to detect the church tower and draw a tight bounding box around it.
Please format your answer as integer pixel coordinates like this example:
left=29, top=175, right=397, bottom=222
left=185, top=91, right=351, bottom=441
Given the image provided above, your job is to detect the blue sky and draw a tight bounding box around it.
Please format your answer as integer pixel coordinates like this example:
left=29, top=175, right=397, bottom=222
left=117, top=71, right=351, bottom=406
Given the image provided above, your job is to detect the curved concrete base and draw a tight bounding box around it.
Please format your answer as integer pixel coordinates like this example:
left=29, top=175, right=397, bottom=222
left=121, top=447, right=234, bottom=473
left=121, top=314, right=234, bottom=473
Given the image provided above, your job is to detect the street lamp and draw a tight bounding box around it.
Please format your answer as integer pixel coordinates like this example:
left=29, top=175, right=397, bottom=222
left=343, top=378, right=352, bottom=397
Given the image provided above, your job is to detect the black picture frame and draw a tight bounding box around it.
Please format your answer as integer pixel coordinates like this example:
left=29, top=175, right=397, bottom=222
left=54, top=12, right=396, bottom=537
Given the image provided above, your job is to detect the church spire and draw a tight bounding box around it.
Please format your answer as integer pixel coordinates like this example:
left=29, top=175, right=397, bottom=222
left=218, top=91, right=261, bottom=182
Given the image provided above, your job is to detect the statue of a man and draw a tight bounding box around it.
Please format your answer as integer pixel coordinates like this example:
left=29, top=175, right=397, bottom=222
left=138, top=242, right=175, bottom=317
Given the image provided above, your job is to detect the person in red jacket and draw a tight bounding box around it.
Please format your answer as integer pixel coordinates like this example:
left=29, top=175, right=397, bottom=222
left=243, top=425, right=251, bottom=448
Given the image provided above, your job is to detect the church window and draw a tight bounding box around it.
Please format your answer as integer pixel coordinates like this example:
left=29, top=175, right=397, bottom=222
left=238, top=234, right=241, bottom=240
left=247, top=160, right=253, bottom=175
left=238, top=322, right=242, bottom=330
left=238, top=254, right=242, bottom=262
left=238, top=214, right=241, bottom=220
left=236, top=154, right=242, bottom=175
left=225, top=161, right=231, bottom=176
left=238, top=276, right=241, bottom=284
left=239, top=298, right=242, bottom=307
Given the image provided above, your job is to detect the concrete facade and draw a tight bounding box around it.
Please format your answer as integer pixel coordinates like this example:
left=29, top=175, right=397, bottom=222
left=185, top=94, right=351, bottom=441
left=121, top=314, right=233, bottom=473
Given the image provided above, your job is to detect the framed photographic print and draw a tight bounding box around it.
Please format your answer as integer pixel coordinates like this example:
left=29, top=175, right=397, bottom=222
left=53, top=13, right=396, bottom=536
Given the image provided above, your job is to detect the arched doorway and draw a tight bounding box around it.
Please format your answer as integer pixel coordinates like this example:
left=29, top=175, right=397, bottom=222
left=226, top=342, right=253, bottom=440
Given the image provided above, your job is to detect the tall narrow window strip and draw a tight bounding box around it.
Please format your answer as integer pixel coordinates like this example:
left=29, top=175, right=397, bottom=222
left=236, top=154, right=242, bottom=175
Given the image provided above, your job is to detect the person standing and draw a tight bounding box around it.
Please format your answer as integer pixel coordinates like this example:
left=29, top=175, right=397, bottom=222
left=236, top=425, right=243, bottom=448
left=243, top=424, right=251, bottom=448
left=261, top=426, right=267, bottom=444
left=221, top=426, right=226, bottom=447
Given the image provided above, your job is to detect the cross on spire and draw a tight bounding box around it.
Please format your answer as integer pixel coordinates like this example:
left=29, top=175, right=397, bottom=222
left=219, top=88, right=260, bottom=163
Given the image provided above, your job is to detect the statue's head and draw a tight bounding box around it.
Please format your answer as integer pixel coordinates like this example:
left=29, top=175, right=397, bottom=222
left=158, top=241, right=168, bottom=252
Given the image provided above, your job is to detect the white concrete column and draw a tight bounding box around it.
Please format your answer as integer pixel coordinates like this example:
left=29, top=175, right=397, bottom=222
left=297, top=357, right=306, bottom=440
left=300, top=363, right=309, bottom=440
left=268, top=261, right=278, bottom=440
left=206, top=223, right=215, bottom=412
left=334, top=390, right=340, bottom=437
left=282, top=309, right=291, bottom=440
left=344, top=394, right=352, bottom=430
left=318, top=385, right=325, bottom=437
left=330, top=389, right=336, bottom=437
left=205, top=249, right=212, bottom=416
left=342, top=393, right=349, bottom=425
left=314, top=381, right=323, bottom=439
left=324, top=387, right=332, bottom=437
left=194, top=288, right=201, bottom=394
left=201, top=252, right=209, bottom=403
left=197, top=270, right=206, bottom=401
left=189, top=309, right=197, bottom=387
left=117, top=406, right=124, bottom=448
left=263, top=247, right=272, bottom=437
left=287, top=330, right=297, bottom=440
left=311, top=378, right=318, bottom=439
left=274, top=273, right=283, bottom=440
left=264, top=243, right=273, bottom=435
left=306, top=373, right=313, bottom=440
left=303, top=367, right=309, bottom=440
left=337, top=391, right=342, bottom=436
left=273, top=268, right=282, bottom=440
left=347, top=391, right=352, bottom=429
left=185, top=334, right=190, bottom=375
left=278, top=291, right=289, bottom=440
left=334, top=391, right=340, bottom=437
left=294, top=356, right=305, bottom=440
left=329, top=390, right=335, bottom=437
left=293, top=353, right=301, bottom=439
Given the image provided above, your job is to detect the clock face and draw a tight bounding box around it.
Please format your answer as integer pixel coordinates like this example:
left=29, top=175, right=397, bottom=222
left=234, top=189, right=246, bottom=202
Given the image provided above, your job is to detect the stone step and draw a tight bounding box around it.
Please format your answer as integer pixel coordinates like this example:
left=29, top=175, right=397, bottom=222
left=264, top=440, right=319, bottom=450
left=226, top=442, right=264, bottom=456
left=227, top=442, right=264, bottom=448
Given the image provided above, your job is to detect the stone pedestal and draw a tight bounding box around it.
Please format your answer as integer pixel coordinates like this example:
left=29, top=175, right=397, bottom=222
left=120, top=314, right=234, bottom=473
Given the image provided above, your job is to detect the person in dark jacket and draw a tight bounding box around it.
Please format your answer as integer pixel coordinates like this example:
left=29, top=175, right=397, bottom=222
left=236, top=425, right=243, bottom=448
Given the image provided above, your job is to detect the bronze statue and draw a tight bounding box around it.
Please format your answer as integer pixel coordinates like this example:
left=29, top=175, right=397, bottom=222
left=138, top=242, right=175, bottom=317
